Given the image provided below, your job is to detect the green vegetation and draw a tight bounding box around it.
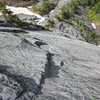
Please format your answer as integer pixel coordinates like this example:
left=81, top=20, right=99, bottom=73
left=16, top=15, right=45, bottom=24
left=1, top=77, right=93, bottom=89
left=0, top=0, right=37, bottom=6
left=2, top=8, right=28, bottom=28
left=32, top=1, right=56, bottom=15
left=44, top=19, right=55, bottom=30
left=71, top=18, right=89, bottom=31
left=80, top=0, right=100, bottom=21
left=0, top=2, right=29, bottom=28
left=85, top=31, right=100, bottom=44
left=55, top=0, right=100, bottom=21
left=86, top=9, right=100, bottom=22
left=0, top=2, right=46, bottom=30
left=80, top=0, right=98, bottom=7
left=93, top=2, right=100, bottom=13
left=71, top=18, right=100, bottom=44
left=73, top=16, right=100, bottom=44
left=55, top=0, right=79, bottom=20
left=0, top=2, right=6, bottom=10
left=15, top=0, right=37, bottom=6
left=54, top=0, right=100, bottom=44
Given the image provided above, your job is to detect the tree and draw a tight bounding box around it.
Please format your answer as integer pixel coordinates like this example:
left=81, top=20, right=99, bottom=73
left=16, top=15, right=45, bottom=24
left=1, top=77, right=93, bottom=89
left=0, top=2, right=6, bottom=11
left=93, top=2, right=100, bottom=13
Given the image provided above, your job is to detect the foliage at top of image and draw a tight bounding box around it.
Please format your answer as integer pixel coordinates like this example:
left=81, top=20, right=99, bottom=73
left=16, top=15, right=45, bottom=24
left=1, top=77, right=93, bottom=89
left=0, top=2, right=29, bottom=28
left=0, top=2, right=6, bottom=10
left=55, top=0, right=80, bottom=21
left=93, top=2, right=100, bottom=13
left=0, top=0, right=38, bottom=6
left=86, top=9, right=100, bottom=22
left=0, top=2, right=47, bottom=31
left=54, top=0, right=100, bottom=45
left=32, top=1, right=56, bottom=15
left=80, top=0, right=98, bottom=7
left=55, top=0, right=100, bottom=21
left=79, top=0, right=100, bottom=21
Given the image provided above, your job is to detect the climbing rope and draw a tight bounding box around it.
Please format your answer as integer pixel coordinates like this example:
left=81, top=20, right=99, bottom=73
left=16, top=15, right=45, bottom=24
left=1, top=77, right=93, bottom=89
left=48, top=38, right=94, bottom=100
left=63, top=60, right=94, bottom=100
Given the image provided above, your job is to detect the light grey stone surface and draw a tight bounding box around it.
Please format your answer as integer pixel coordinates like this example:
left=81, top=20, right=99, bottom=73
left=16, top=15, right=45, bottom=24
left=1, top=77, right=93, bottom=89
left=0, top=27, right=100, bottom=100
left=55, top=22, right=83, bottom=39
left=17, top=14, right=38, bottom=24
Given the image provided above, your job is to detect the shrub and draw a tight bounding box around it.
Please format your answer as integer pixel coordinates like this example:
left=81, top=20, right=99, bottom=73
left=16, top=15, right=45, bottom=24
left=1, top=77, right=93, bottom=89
left=67, top=0, right=79, bottom=14
left=86, top=9, right=100, bottom=22
left=32, top=1, right=56, bottom=15
left=1, top=6, right=28, bottom=28
left=56, top=1, right=99, bottom=36
left=93, top=2, right=100, bottom=13
left=59, top=6, right=72, bottom=20
left=0, top=0, right=37, bottom=6
left=54, top=0, right=100, bottom=44
left=85, top=31, right=100, bottom=44
left=83, top=0, right=100, bottom=22
left=80, top=0, right=98, bottom=6
left=0, top=2, right=6, bottom=11
left=15, top=0, right=37, bottom=6
left=44, top=19, right=55, bottom=29
left=55, top=0, right=79, bottom=21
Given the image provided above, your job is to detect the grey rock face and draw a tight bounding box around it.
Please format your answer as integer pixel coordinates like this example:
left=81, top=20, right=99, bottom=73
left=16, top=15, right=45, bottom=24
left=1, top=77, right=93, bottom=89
left=17, top=14, right=38, bottom=24
left=0, top=16, right=13, bottom=27
left=41, top=0, right=71, bottom=26
left=55, top=22, right=83, bottom=39
left=43, top=0, right=94, bottom=40
left=47, top=0, right=71, bottom=19
left=0, top=73, right=23, bottom=100
left=0, top=27, right=100, bottom=100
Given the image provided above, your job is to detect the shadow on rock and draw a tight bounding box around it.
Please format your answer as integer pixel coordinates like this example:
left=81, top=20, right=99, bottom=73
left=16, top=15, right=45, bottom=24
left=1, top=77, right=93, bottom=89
left=0, top=65, right=38, bottom=93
